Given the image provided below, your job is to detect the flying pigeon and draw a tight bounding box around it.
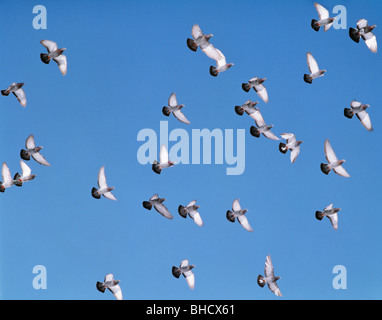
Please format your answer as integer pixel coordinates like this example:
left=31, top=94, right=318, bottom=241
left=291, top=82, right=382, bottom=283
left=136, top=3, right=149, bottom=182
left=91, top=166, right=117, bottom=200
left=279, top=133, right=303, bottom=163
left=96, top=273, right=123, bottom=300
left=304, top=52, right=326, bottom=84
left=0, top=162, right=14, bottom=193
left=40, top=40, right=67, bottom=76
left=209, top=48, right=234, bottom=77
left=172, top=259, right=195, bottom=290
left=152, top=145, right=175, bottom=174
left=1, top=82, right=26, bottom=107
left=311, top=2, right=335, bottom=32
left=242, top=77, right=269, bottom=103
left=20, top=135, right=51, bottom=166
left=249, top=108, right=279, bottom=141
left=162, top=93, right=190, bottom=124
left=13, top=160, right=36, bottom=187
left=234, top=100, right=259, bottom=119
left=257, top=255, right=282, bottom=297
left=143, top=194, right=173, bottom=219
left=344, top=100, right=373, bottom=132
left=321, top=139, right=350, bottom=177
left=315, top=204, right=341, bottom=230
left=226, top=199, right=253, bottom=232
left=349, top=19, right=377, bottom=53
left=178, top=200, right=204, bottom=227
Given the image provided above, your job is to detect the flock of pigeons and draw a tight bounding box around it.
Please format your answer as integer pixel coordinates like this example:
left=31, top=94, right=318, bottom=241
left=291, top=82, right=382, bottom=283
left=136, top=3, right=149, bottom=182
left=1, top=3, right=377, bottom=300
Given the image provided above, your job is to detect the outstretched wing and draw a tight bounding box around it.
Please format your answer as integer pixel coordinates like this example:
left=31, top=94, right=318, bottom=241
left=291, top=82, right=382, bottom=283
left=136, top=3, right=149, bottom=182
left=32, top=152, right=51, bottom=166
left=173, top=109, right=190, bottom=124
left=307, top=52, right=319, bottom=74
left=53, top=55, right=67, bottom=76
left=324, top=139, right=338, bottom=164
left=98, top=166, right=108, bottom=189
left=13, top=88, right=26, bottom=107
left=191, top=24, right=204, bottom=40
left=314, top=2, right=329, bottom=20
left=159, top=144, right=169, bottom=164
left=40, top=40, right=58, bottom=53
left=356, top=110, right=373, bottom=132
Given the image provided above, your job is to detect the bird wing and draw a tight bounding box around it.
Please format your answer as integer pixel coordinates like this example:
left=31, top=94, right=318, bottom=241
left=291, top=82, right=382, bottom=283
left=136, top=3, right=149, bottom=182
left=251, top=109, right=266, bottom=128
left=20, top=160, right=32, bottom=177
left=26, top=135, right=36, bottom=149
left=327, top=213, right=339, bottom=230
left=191, top=24, right=204, bottom=40
left=268, top=282, right=283, bottom=297
left=333, top=165, right=351, bottom=178
left=2, top=162, right=12, bottom=185
left=357, top=19, right=368, bottom=29
left=173, top=109, right=190, bottom=124
left=32, top=152, right=51, bottom=166
left=363, top=32, right=377, bottom=53
left=307, top=52, right=319, bottom=74
left=281, top=133, right=296, bottom=144
left=40, top=40, right=58, bottom=53
left=253, top=84, right=269, bottom=103
left=104, top=273, right=114, bottom=282
left=189, top=211, right=204, bottom=227
left=97, top=166, right=108, bottom=189
left=350, top=100, right=362, bottom=108
left=324, top=203, right=333, bottom=211
left=168, top=92, right=177, bottom=107
left=202, top=45, right=224, bottom=62
left=159, top=144, right=169, bottom=164
left=186, top=200, right=197, bottom=207
left=232, top=199, right=241, bottom=211
left=290, top=147, right=300, bottom=163
left=53, top=55, right=67, bottom=76
left=108, top=284, right=123, bottom=300
left=103, top=191, right=117, bottom=201
left=324, top=139, right=338, bottom=164
left=215, top=48, right=227, bottom=67
left=150, top=194, right=159, bottom=201
left=184, top=271, right=195, bottom=290
left=154, top=202, right=173, bottom=219
left=180, top=259, right=189, bottom=268
left=262, top=130, right=280, bottom=141
left=314, top=2, right=329, bottom=20
left=237, top=215, right=253, bottom=232
left=264, top=255, right=275, bottom=278
left=356, top=110, right=373, bottom=132
left=13, top=88, right=26, bottom=107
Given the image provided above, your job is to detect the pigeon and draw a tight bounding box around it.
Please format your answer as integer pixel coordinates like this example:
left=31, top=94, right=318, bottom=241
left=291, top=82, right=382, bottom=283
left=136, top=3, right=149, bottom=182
left=321, top=139, right=350, bottom=177
left=1, top=82, right=26, bottom=107
left=96, top=273, right=123, bottom=300
left=143, top=194, right=173, bottom=219
left=304, top=52, right=326, bottom=84
left=349, top=19, right=377, bottom=53
left=209, top=48, right=234, bottom=77
left=152, top=145, right=175, bottom=174
left=162, top=93, right=190, bottom=124
left=178, top=200, right=204, bottom=227
left=20, top=135, right=51, bottom=166
left=40, top=40, right=67, bottom=76
left=257, top=255, right=282, bottom=297
left=0, top=162, right=14, bottom=193
left=311, top=2, right=335, bottom=32
left=91, top=166, right=117, bottom=200
left=344, top=100, right=373, bottom=132
left=13, top=160, right=36, bottom=187
left=226, top=199, right=253, bottom=232
left=172, top=259, right=195, bottom=290
left=279, top=133, right=303, bottom=163
left=249, top=108, right=279, bottom=141
left=242, top=77, right=269, bottom=103
left=234, top=100, right=259, bottom=119
left=315, top=204, right=341, bottom=230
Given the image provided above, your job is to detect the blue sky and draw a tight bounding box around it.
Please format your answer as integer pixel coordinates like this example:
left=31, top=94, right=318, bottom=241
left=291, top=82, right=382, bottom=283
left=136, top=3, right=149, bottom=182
left=0, top=0, right=381, bottom=300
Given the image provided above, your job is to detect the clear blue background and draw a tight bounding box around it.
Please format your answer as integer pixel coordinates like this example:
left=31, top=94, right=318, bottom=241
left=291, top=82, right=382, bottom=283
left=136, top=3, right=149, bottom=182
left=0, top=0, right=381, bottom=300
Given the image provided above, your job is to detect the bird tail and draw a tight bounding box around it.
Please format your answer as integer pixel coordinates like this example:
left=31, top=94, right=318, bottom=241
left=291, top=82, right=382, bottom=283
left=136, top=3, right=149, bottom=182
left=234, top=106, right=244, bottom=116
left=172, top=266, right=182, bottom=279
left=40, top=53, right=51, bottom=64
left=209, top=66, right=219, bottom=77
left=315, top=211, right=324, bottom=221
left=0, top=182, right=4, bottom=193
left=91, top=187, right=101, bottom=199
left=96, top=281, right=106, bottom=293
left=303, top=74, right=313, bottom=84
left=279, top=143, right=288, bottom=154
left=349, top=27, right=360, bottom=43
left=162, top=106, right=171, bottom=117
left=13, top=173, right=23, bottom=187
left=226, top=210, right=235, bottom=222
left=142, top=201, right=152, bottom=210
left=257, top=275, right=266, bottom=288
left=250, top=126, right=261, bottom=138
left=152, top=161, right=162, bottom=174
left=241, top=83, right=251, bottom=92
left=311, top=19, right=320, bottom=32
left=186, top=38, right=198, bottom=52
left=20, top=149, right=31, bottom=161
left=1, top=90, right=9, bottom=96
left=178, top=205, right=188, bottom=218
left=344, top=108, right=354, bottom=119
left=320, top=163, right=331, bottom=175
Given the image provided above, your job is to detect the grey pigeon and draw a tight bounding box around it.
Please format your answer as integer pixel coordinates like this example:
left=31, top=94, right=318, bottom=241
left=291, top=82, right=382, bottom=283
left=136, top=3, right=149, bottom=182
left=1, top=82, right=26, bottom=107
left=248, top=108, right=279, bottom=141
left=13, top=160, right=36, bottom=187
left=257, top=255, right=282, bottom=297
left=91, top=166, right=117, bottom=200
left=143, top=194, right=173, bottom=219
left=0, top=162, right=14, bottom=193
left=209, top=48, right=234, bottom=77
left=20, top=135, right=50, bottom=166
left=315, top=204, right=341, bottom=230
left=344, top=100, right=373, bottom=132
left=279, top=133, right=303, bottom=163
left=40, top=40, right=67, bottom=76
left=178, top=200, right=204, bottom=227
left=321, top=139, right=350, bottom=177
left=96, top=273, right=123, bottom=300
left=152, top=145, right=175, bottom=174
left=304, top=52, right=326, bottom=84
left=242, top=77, right=268, bottom=103
left=172, top=259, right=195, bottom=290
left=311, top=2, right=335, bottom=32
left=226, top=199, right=253, bottom=232
left=234, top=100, right=259, bottom=119
left=349, top=19, right=377, bottom=53
left=162, top=93, right=190, bottom=124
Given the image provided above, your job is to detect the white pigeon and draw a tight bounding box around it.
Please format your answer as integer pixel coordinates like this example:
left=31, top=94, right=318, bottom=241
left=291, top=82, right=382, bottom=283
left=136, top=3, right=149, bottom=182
left=162, top=93, right=190, bottom=124
left=304, top=52, right=326, bottom=84
left=279, top=133, right=303, bottom=163
left=152, top=145, right=175, bottom=174
left=257, top=255, right=282, bottom=297
left=321, top=139, right=350, bottom=177
left=142, top=194, right=173, bottom=219
left=91, top=166, right=117, bottom=200
left=316, top=204, right=341, bottom=230
left=172, top=259, right=196, bottom=290
left=349, top=19, right=377, bottom=53
left=178, top=200, right=204, bottom=227
left=13, top=160, right=36, bottom=187
left=311, top=2, right=335, bottom=32
left=249, top=108, right=279, bottom=141
left=40, top=40, right=67, bottom=76
left=226, top=199, right=253, bottom=232
left=20, top=135, right=50, bottom=166
left=1, top=82, right=26, bottom=107
left=242, top=77, right=269, bottom=103
left=344, top=100, right=373, bottom=132
left=0, top=162, right=14, bottom=193
left=96, top=273, right=123, bottom=300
